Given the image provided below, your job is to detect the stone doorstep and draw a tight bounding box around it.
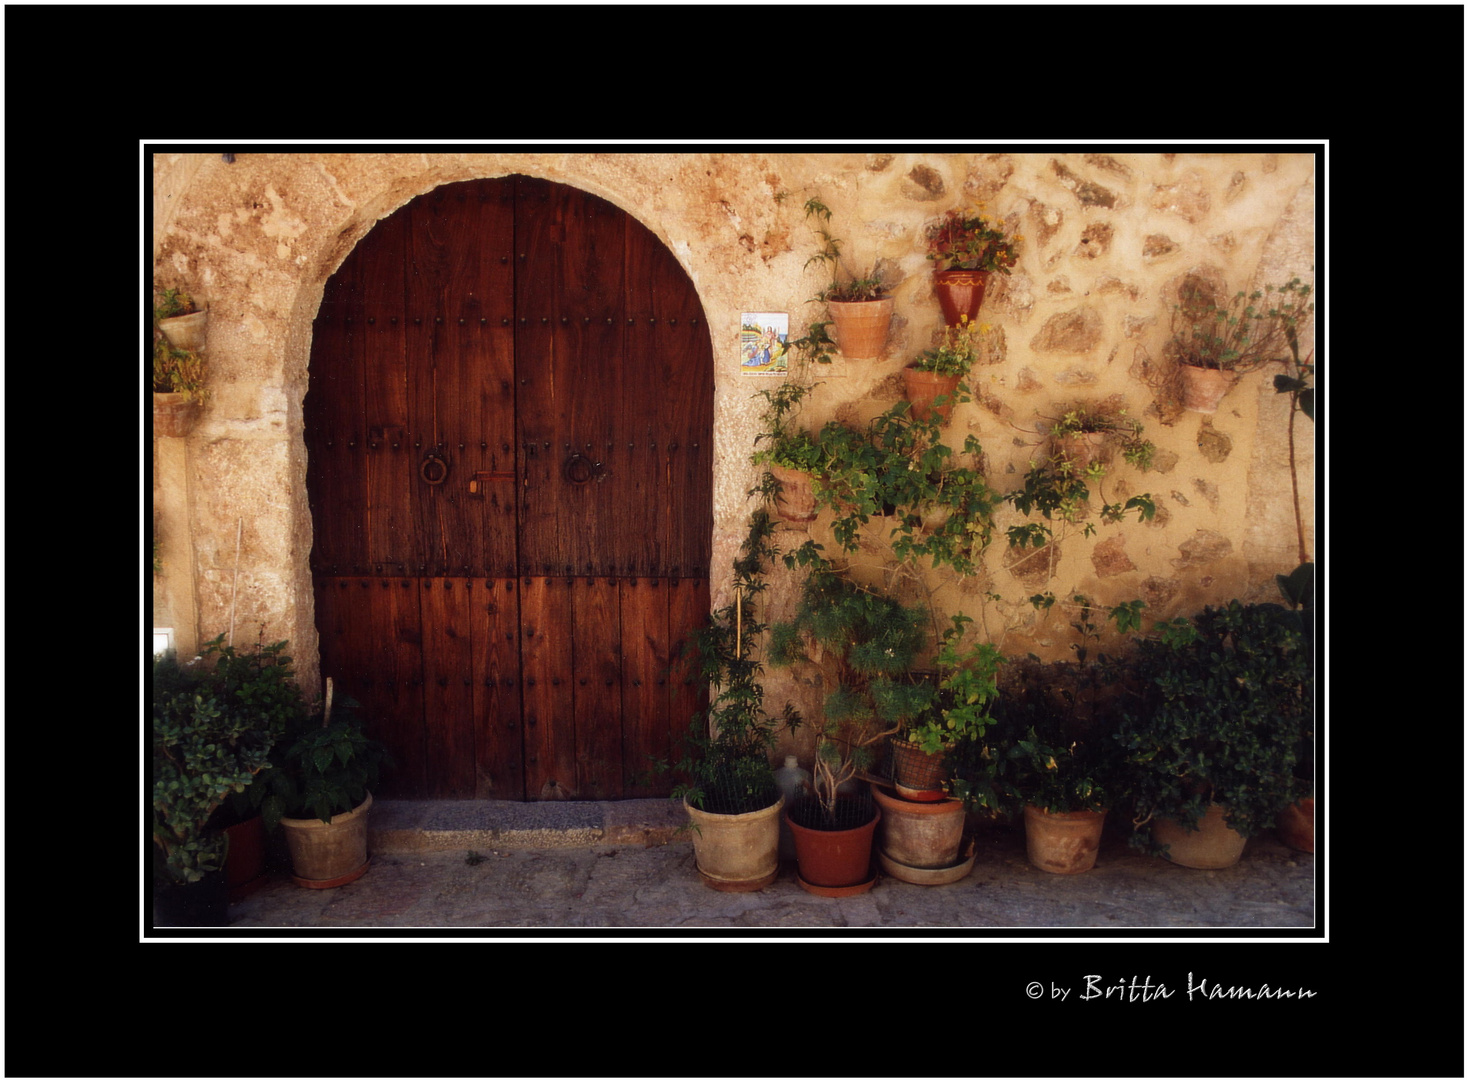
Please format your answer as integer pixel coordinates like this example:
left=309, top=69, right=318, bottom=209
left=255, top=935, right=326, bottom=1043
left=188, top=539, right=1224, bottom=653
left=368, top=798, right=692, bottom=855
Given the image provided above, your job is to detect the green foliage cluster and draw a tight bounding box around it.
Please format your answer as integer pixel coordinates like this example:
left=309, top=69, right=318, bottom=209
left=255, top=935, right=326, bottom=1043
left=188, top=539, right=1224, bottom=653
left=152, top=336, right=208, bottom=401
left=153, top=286, right=198, bottom=322
left=924, top=207, right=1021, bottom=274
left=903, top=614, right=1003, bottom=756
left=1169, top=276, right=1314, bottom=373
left=802, top=196, right=888, bottom=304
left=247, top=690, right=392, bottom=827
left=910, top=314, right=985, bottom=377
left=1113, top=600, right=1312, bottom=852
left=768, top=571, right=933, bottom=824
left=151, top=635, right=305, bottom=883
left=669, top=508, right=801, bottom=816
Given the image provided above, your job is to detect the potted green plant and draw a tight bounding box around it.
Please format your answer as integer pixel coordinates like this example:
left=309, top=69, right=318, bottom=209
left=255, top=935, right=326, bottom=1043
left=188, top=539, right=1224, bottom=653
left=1043, top=401, right=1154, bottom=477
left=923, top=206, right=1021, bottom=326
left=903, top=315, right=985, bottom=424
left=767, top=570, right=932, bottom=894
left=750, top=382, right=824, bottom=524
left=1166, top=274, right=1314, bottom=413
left=668, top=509, right=802, bottom=891
left=151, top=635, right=299, bottom=925
left=249, top=680, right=392, bottom=888
left=802, top=197, right=893, bottom=359
left=154, top=286, right=208, bottom=351
left=152, top=334, right=208, bottom=437
left=1113, top=600, right=1311, bottom=868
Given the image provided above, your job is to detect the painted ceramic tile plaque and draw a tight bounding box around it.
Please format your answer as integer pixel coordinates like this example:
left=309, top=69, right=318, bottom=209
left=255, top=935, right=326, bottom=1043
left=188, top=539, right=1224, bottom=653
left=740, top=312, right=789, bottom=376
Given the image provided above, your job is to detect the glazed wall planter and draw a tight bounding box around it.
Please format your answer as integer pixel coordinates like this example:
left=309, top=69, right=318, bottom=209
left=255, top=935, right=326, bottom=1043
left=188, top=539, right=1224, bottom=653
left=1151, top=802, right=1247, bottom=869
left=871, top=783, right=968, bottom=880
left=1023, top=805, right=1107, bottom=874
left=827, top=298, right=893, bottom=359
left=153, top=392, right=201, bottom=438
left=902, top=367, right=962, bottom=424
left=684, top=794, right=784, bottom=892
left=768, top=463, right=818, bottom=524
left=932, top=270, right=991, bottom=327
left=1178, top=365, right=1236, bottom=414
left=1276, top=796, right=1314, bottom=854
left=785, top=798, right=881, bottom=895
left=279, top=791, right=373, bottom=888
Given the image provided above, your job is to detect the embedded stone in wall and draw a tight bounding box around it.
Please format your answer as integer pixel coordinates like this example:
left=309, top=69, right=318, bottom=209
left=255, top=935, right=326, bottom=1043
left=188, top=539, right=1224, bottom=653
left=1195, top=422, right=1232, bottom=463
left=1150, top=173, right=1210, bottom=224
left=1142, top=234, right=1179, bottom=261
left=1030, top=306, right=1102, bottom=354
left=1225, top=171, right=1247, bottom=201
left=1091, top=535, right=1135, bottom=578
left=1027, top=201, right=1063, bottom=249
left=1049, top=161, right=1117, bottom=209
left=1138, top=575, right=1178, bottom=609
left=1074, top=222, right=1113, bottom=259
left=1004, top=537, right=1061, bottom=587
left=1171, top=529, right=1232, bottom=569
left=1192, top=477, right=1221, bottom=511
left=963, top=155, right=1014, bottom=205
left=1083, top=154, right=1133, bottom=179
left=867, top=154, right=895, bottom=172
left=1123, top=313, right=1154, bottom=338
left=1096, top=276, right=1139, bottom=301
left=903, top=164, right=945, bottom=201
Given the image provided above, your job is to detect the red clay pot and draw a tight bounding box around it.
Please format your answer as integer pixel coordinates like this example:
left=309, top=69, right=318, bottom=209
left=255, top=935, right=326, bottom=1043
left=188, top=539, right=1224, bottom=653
left=828, top=298, right=893, bottom=359
left=1276, top=797, right=1314, bottom=854
left=1179, top=365, right=1236, bottom=413
left=786, top=799, right=880, bottom=893
left=932, top=270, right=991, bottom=327
left=902, top=367, right=962, bottom=424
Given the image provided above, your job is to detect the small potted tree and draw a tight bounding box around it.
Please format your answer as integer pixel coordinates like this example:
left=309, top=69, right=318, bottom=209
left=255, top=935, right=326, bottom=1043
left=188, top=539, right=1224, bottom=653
left=767, top=570, right=932, bottom=895
left=1165, top=274, right=1314, bottom=413
left=802, top=197, right=893, bottom=359
left=250, top=680, right=392, bottom=888
left=923, top=206, right=1021, bottom=327
left=668, top=509, right=802, bottom=891
left=1113, top=601, right=1311, bottom=868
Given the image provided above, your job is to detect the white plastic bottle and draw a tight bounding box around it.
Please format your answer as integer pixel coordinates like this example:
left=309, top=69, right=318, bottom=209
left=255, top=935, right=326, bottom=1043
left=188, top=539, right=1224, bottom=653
left=773, top=755, right=811, bottom=860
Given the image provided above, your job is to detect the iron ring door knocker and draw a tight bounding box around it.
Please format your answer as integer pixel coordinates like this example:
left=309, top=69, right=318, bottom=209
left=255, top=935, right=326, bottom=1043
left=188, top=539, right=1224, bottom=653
left=420, top=452, right=449, bottom=486
left=562, top=452, right=603, bottom=485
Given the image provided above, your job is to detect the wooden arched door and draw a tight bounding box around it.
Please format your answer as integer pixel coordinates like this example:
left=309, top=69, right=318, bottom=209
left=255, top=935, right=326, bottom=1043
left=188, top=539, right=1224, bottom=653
left=305, top=176, right=711, bottom=800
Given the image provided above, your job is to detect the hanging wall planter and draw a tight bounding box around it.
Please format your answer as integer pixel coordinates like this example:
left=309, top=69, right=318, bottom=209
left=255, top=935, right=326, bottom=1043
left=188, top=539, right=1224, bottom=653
left=1178, top=364, right=1236, bottom=414
left=902, top=367, right=962, bottom=424
left=153, top=392, right=202, bottom=438
left=158, top=308, right=209, bottom=353
left=828, top=298, right=893, bottom=360
left=932, top=269, right=992, bottom=328
left=768, top=463, right=819, bottom=524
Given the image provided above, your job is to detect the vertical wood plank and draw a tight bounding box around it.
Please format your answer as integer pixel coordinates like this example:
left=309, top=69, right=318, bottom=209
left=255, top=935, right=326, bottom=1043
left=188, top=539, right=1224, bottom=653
left=472, top=577, right=523, bottom=798
left=359, top=209, right=413, bottom=573
left=518, top=576, right=576, bottom=798
left=419, top=577, right=477, bottom=798
left=573, top=577, right=624, bottom=799
left=619, top=577, right=671, bottom=797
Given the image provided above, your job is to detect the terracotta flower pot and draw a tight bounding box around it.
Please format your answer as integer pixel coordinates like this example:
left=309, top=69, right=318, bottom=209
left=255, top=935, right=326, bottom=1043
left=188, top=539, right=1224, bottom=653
left=279, top=791, right=373, bottom=888
left=158, top=308, right=209, bottom=352
left=684, top=794, right=784, bottom=892
left=785, top=797, right=880, bottom=894
left=768, top=463, right=818, bottom=524
left=153, top=392, right=201, bottom=438
left=1152, top=802, right=1247, bottom=869
left=871, top=784, right=967, bottom=874
left=1276, top=797, right=1314, bottom=854
left=828, top=298, right=893, bottom=359
left=1051, top=431, right=1108, bottom=474
left=1023, top=805, right=1107, bottom=874
left=1179, top=365, right=1236, bottom=413
left=902, top=367, right=962, bottom=424
left=932, top=270, right=991, bottom=327
left=223, top=814, right=269, bottom=901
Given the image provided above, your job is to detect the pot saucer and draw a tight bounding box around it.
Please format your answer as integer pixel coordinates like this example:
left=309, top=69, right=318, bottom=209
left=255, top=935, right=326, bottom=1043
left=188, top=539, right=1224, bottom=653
left=878, top=850, right=975, bottom=886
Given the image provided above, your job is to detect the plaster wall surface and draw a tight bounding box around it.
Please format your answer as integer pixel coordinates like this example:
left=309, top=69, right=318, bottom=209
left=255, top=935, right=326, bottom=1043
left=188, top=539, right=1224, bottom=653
left=149, top=149, right=1316, bottom=731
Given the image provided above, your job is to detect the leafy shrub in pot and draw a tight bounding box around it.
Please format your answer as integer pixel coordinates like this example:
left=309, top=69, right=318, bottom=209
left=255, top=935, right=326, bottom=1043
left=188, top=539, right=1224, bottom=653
left=1113, top=600, right=1312, bottom=857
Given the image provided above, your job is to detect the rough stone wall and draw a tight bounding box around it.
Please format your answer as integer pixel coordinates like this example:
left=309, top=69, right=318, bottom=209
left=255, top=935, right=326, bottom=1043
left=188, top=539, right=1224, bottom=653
left=150, top=150, right=1315, bottom=737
